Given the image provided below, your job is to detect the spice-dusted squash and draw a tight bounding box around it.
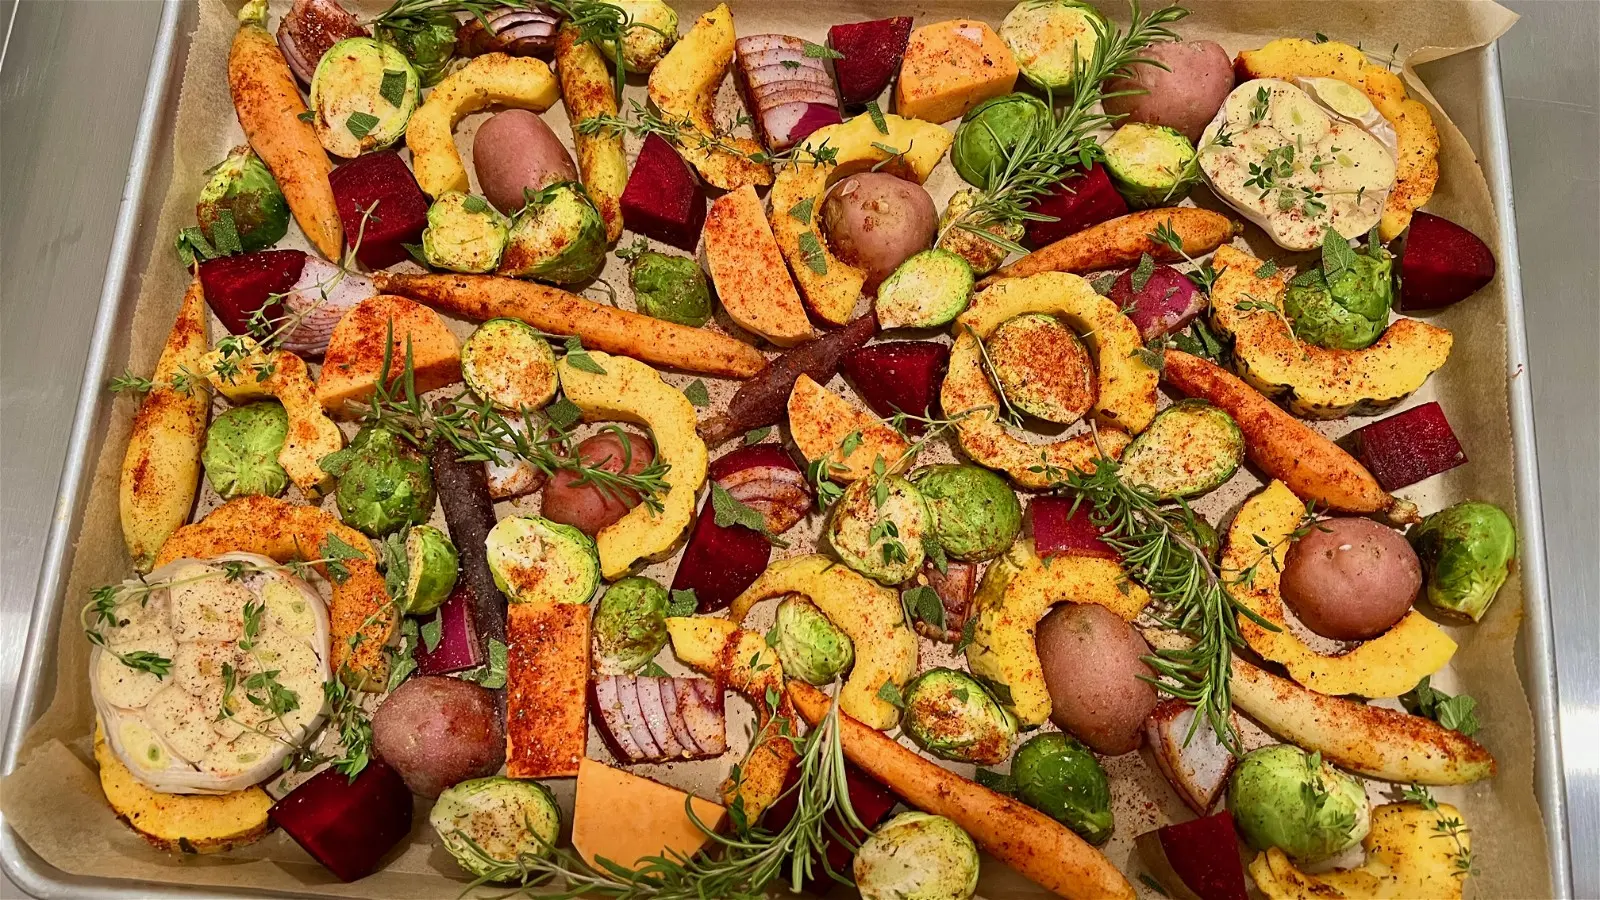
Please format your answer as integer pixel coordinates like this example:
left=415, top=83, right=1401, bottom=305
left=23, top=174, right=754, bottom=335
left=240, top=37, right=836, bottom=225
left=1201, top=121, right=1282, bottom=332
left=1250, top=802, right=1469, bottom=899
left=1225, top=481, right=1455, bottom=698
left=647, top=3, right=771, bottom=191
left=406, top=53, right=561, bottom=198
left=895, top=20, right=1019, bottom=124
left=206, top=339, right=342, bottom=498
left=965, top=541, right=1152, bottom=727
left=703, top=185, right=814, bottom=346
left=665, top=617, right=798, bottom=820
left=556, top=351, right=707, bottom=579
left=1209, top=246, right=1452, bottom=420
left=1236, top=39, right=1440, bottom=241
left=572, top=759, right=726, bottom=871
left=768, top=113, right=954, bottom=326
left=788, top=374, right=910, bottom=482
left=730, top=555, right=919, bottom=730
left=555, top=25, right=627, bottom=243
left=505, top=601, right=590, bottom=778
left=316, top=295, right=462, bottom=417
left=95, top=723, right=272, bottom=854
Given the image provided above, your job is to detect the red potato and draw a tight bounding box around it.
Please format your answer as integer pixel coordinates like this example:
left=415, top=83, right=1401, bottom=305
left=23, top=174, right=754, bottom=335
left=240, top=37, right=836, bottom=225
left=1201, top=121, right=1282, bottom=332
left=1281, top=517, right=1421, bottom=641
left=473, top=109, right=579, bottom=215
left=1036, top=603, right=1158, bottom=755
left=1109, top=264, right=1205, bottom=342
left=821, top=173, right=937, bottom=291
left=1103, top=40, right=1235, bottom=144
left=371, top=676, right=505, bottom=798
left=541, top=430, right=656, bottom=536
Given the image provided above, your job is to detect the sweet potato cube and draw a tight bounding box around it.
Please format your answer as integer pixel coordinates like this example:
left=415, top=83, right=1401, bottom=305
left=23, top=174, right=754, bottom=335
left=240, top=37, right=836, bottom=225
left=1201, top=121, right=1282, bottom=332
left=328, top=151, right=430, bottom=270
left=829, top=17, right=913, bottom=107
left=1346, top=401, right=1467, bottom=491
left=620, top=133, right=707, bottom=251
left=704, top=185, right=814, bottom=347
left=315, top=295, right=462, bottom=415
left=506, top=602, right=591, bottom=779
left=894, top=20, right=1018, bottom=124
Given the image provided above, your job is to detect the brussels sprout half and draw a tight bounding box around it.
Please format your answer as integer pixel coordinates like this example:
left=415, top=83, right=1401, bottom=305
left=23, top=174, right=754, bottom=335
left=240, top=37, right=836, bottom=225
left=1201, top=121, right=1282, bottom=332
left=875, top=249, right=975, bottom=330
left=460, top=318, right=559, bottom=412
left=1118, top=399, right=1245, bottom=500
left=855, top=811, right=980, bottom=900
left=1409, top=501, right=1517, bottom=622
left=429, top=776, right=561, bottom=880
left=485, top=515, right=602, bottom=606
left=591, top=576, right=671, bottom=675
left=771, top=596, right=855, bottom=686
left=1228, top=744, right=1370, bottom=863
left=999, top=1, right=1105, bottom=91
left=499, top=182, right=609, bottom=285
left=310, top=38, right=421, bottom=159
left=196, top=146, right=290, bottom=253
left=1010, top=732, right=1113, bottom=844
left=951, top=93, right=1050, bottom=190
left=901, top=668, right=1018, bottom=765
left=203, top=401, right=291, bottom=500
left=624, top=244, right=713, bottom=327
left=423, top=192, right=509, bottom=274
left=826, top=476, right=933, bottom=586
left=375, top=14, right=458, bottom=87
left=321, top=424, right=436, bottom=538
left=404, top=524, right=459, bottom=615
left=1101, top=122, right=1200, bottom=209
left=910, top=464, right=1022, bottom=562
left=600, top=0, right=680, bottom=74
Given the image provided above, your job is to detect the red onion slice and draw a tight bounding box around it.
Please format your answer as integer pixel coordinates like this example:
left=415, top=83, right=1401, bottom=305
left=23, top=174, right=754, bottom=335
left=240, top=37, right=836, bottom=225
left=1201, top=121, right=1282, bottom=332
left=735, top=34, right=808, bottom=56
left=484, top=416, right=548, bottom=500
left=746, top=64, right=833, bottom=92
left=721, top=467, right=811, bottom=534
left=677, top=679, right=727, bottom=756
left=1145, top=700, right=1237, bottom=815
left=593, top=675, right=645, bottom=761
left=763, top=101, right=843, bottom=151
left=615, top=676, right=661, bottom=759
left=757, top=85, right=840, bottom=112
left=740, top=47, right=818, bottom=71
left=278, top=258, right=371, bottom=357
left=635, top=677, right=686, bottom=758
left=457, top=6, right=562, bottom=58
left=657, top=677, right=702, bottom=754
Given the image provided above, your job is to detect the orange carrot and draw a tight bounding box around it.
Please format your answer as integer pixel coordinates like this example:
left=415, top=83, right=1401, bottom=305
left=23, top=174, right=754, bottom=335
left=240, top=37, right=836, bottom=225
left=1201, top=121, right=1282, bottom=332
left=981, top=208, right=1240, bottom=287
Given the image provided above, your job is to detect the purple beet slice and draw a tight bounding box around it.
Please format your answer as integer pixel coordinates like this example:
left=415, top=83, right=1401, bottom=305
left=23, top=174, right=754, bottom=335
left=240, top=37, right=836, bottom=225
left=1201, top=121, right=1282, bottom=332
left=1110, top=264, right=1205, bottom=342
left=828, top=17, right=913, bottom=107
left=1346, top=401, right=1467, bottom=491
left=671, top=494, right=773, bottom=613
left=620, top=133, right=707, bottom=252
left=840, top=340, right=950, bottom=432
left=328, top=150, right=430, bottom=270
left=1024, top=164, right=1129, bottom=248
left=1028, top=496, right=1119, bottom=560
left=1398, top=211, right=1497, bottom=311
left=269, top=759, right=413, bottom=882
left=198, top=249, right=308, bottom=336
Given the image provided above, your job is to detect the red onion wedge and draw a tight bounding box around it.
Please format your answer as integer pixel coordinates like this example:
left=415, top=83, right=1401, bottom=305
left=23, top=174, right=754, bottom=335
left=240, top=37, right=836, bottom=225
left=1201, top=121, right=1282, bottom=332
left=413, top=584, right=486, bottom=675
left=908, top=559, right=976, bottom=643
left=635, top=676, right=686, bottom=758
left=658, top=678, right=701, bottom=754
left=710, top=444, right=811, bottom=535
left=615, top=676, right=661, bottom=760
left=763, top=102, right=843, bottom=150
left=1144, top=699, right=1237, bottom=815
left=277, top=0, right=367, bottom=87
left=278, top=257, right=372, bottom=357
left=456, top=6, right=562, bottom=58
left=678, top=678, right=727, bottom=756
left=735, top=32, right=840, bottom=152
left=592, top=675, right=726, bottom=763
left=592, top=676, right=645, bottom=761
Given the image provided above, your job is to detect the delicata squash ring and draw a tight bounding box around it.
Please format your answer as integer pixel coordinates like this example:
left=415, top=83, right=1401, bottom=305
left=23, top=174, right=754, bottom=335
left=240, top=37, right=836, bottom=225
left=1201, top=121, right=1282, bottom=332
left=965, top=540, right=1152, bottom=728
left=154, top=495, right=394, bottom=691
left=405, top=53, right=561, bottom=198
left=942, top=272, right=1158, bottom=488
left=729, top=555, right=919, bottom=730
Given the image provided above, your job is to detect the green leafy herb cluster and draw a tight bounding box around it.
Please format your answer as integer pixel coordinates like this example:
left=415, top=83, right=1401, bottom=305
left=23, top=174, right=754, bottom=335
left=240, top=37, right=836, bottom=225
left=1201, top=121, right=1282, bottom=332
left=1399, top=676, right=1481, bottom=737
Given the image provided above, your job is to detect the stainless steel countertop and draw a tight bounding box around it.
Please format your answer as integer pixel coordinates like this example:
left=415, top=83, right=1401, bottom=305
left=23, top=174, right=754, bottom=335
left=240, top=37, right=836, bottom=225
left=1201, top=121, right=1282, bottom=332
left=2, top=1, right=1594, bottom=896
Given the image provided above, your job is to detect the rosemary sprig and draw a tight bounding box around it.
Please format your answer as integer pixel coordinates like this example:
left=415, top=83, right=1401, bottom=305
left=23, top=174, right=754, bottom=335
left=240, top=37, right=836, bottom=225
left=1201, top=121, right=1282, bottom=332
left=943, top=3, right=1189, bottom=248
left=366, top=0, right=502, bottom=38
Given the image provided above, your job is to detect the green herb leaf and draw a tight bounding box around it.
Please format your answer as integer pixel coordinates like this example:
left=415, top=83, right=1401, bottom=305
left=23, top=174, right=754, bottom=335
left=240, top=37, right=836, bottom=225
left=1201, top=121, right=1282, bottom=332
left=865, top=100, right=888, bottom=134
left=460, top=194, right=491, bottom=215
left=798, top=230, right=828, bottom=275
left=545, top=396, right=584, bottom=430
left=787, top=196, right=814, bottom=225
left=710, top=482, right=788, bottom=547
left=421, top=611, right=443, bottom=653
left=1321, top=228, right=1359, bottom=282
left=743, top=426, right=772, bottom=445
left=876, top=679, right=905, bottom=709
left=802, top=40, right=844, bottom=59
left=839, top=430, right=863, bottom=458
left=1138, top=873, right=1171, bottom=897
left=345, top=111, right=382, bottom=140
left=464, top=638, right=509, bottom=689
left=954, top=617, right=977, bottom=653
left=667, top=589, right=698, bottom=617
left=1400, top=676, right=1481, bottom=737
left=211, top=208, right=243, bottom=256
left=780, top=59, right=801, bottom=70
left=379, top=69, right=409, bottom=108
left=1254, top=259, right=1280, bottom=278
left=297, top=109, right=317, bottom=123
left=386, top=619, right=420, bottom=692
left=639, top=661, right=670, bottom=677
left=401, top=242, right=429, bottom=266
left=922, top=533, right=948, bottom=574
left=1131, top=252, right=1156, bottom=293
left=682, top=379, right=710, bottom=407
left=175, top=226, right=218, bottom=267
left=319, top=532, right=368, bottom=585
left=904, top=585, right=944, bottom=629
left=1090, top=272, right=1118, bottom=296
left=563, top=335, right=607, bottom=374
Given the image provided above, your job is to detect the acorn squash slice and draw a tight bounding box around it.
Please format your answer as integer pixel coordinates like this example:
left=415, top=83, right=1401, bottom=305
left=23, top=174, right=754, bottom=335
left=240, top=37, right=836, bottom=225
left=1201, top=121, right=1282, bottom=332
left=965, top=540, right=1152, bottom=727
left=94, top=722, right=272, bottom=854
left=941, top=271, right=1154, bottom=488
left=1210, top=246, right=1452, bottom=420
left=1225, top=480, right=1454, bottom=698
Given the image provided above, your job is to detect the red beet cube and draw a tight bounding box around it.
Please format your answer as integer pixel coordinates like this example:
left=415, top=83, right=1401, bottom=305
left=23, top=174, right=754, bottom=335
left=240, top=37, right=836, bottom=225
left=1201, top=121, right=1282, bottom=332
left=269, top=760, right=414, bottom=882
left=671, top=495, right=773, bottom=612
left=1346, top=401, right=1467, bottom=491
left=198, top=249, right=308, bottom=337
left=828, top=17, right=913, bottom=107
left=1028, top=496, right=1119, bottom=560
left=620, top=134, right=707, bottom=252
left=328, top=150, right=430, bottom=270
left=840, top=341, right=950, bottom=433
left=1136, top=811, right=1249, bottom=900
left=1024, top=164, right=1129, bottom=248
left=1398, top=211, right=1497, bottom=311
left=766, top=762, right=897, bottom=890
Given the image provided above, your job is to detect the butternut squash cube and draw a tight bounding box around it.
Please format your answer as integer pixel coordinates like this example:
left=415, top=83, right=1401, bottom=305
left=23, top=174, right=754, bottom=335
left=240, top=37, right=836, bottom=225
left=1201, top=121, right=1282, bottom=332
left=315, top=295, right=462, bottom=416
left=704, top=185, right=814, bottom=347
left=895, top=20, right=1019, bottom=124
left=572, top=759, right=726, bottom=870
left=505, top=602, right=590, bottom=778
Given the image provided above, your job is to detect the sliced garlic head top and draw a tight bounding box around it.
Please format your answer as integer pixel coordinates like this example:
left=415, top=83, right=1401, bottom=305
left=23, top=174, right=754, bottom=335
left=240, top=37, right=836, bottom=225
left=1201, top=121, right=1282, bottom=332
left=89, top=552, right=332, bottom=795
left=1198, top=78, right=1398, bottom=250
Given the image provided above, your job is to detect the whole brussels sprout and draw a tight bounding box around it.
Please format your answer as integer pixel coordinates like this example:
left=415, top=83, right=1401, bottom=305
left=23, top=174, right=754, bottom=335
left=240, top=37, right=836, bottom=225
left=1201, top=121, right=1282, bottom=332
left=1284, top=243, right=1394, bottom=350
left=936, top=187, right=1024, bottom=277
left=901, top=668, right=1018, bottom=765
left=499, top=182, right=607, bottom=284
left=591, top=576, right=670, bottom=675
left=855, top=811, right=980, bottom=900
left=196, top=145, right=290, bottom=252
left=771, top=596, right=854, bottom=686
left=621, top=242, right=713, bottom=327
left=1409, top=501, right=1517, bottom=622
left=1011, top=732, right=1113, bottom=844
left=952, top=94, right=1049, bottom=190
left=376, top=14, right=458, bottom=87
left=203, top=402, right=290, bottom=499
left=911, top=464, right=1022, bottom=562
left=322, top=425, right=436, bottom=538
left=1229, top=744, right=1370, bottom=863
left=602, top=0, right=679, bottom=74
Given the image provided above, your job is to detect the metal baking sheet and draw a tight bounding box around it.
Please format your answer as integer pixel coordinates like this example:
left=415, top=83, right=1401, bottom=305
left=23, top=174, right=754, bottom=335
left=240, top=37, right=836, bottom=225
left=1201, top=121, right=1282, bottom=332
left=0, top=1, right=1571, bottom=896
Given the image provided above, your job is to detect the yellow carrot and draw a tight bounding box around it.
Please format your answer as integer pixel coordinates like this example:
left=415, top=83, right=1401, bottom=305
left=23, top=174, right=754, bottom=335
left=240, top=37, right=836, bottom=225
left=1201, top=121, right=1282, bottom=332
left=555, top=25, right=628, bottom=243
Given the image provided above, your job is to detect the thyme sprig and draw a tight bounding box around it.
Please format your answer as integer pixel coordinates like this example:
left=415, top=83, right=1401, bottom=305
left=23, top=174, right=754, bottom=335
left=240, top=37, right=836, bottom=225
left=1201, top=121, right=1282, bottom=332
left=1400, top=784, right=1477, bottom=879
left=942, top=3, right=1189, bottom=249
left=578, top=99, right=840, bottom=169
